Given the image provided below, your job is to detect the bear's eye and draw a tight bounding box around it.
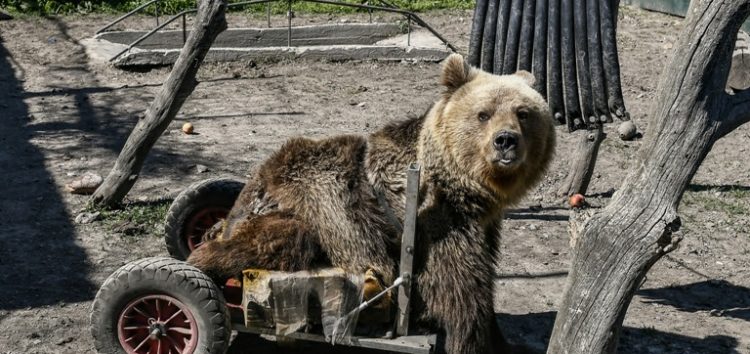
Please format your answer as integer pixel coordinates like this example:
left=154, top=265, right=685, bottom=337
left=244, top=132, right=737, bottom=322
left=517, top=108, right=530, bottom=120
left=478, top=112, right=491, bottom=122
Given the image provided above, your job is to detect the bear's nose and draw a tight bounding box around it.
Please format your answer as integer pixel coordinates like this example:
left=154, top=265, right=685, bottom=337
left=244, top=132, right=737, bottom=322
left=493, top=131, right=518, bottom=152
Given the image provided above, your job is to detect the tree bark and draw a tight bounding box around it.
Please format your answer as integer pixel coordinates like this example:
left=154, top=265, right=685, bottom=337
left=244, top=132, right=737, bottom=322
left=91, top=0, right=228, bottom=207
left=558, top=126, right=604, bottom=197
left=548, top=1, right=750, bottom=353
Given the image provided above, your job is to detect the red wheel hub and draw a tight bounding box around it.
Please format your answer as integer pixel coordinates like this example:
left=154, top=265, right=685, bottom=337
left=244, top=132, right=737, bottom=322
left=185, top=207, right=229, bottom=251
left=117, top=295, right=198, bottom=354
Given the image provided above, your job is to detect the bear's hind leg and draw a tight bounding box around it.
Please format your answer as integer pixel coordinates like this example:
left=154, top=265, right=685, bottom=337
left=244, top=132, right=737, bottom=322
left=187, top=211, right=322, bottom=282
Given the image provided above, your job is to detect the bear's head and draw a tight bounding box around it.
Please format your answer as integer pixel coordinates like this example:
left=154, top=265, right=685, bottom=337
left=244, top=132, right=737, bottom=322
left=419, top=54, right=555, bottom=206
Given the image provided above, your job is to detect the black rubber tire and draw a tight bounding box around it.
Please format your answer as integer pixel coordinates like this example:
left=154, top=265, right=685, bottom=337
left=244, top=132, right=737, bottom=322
left=90, top=257, right=231, bottom=354
left=165, top=178, right=245, bottom=260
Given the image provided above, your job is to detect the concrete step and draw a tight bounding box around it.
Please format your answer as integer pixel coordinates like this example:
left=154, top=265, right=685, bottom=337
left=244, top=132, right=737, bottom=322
left=83, top=23, right=451, bottom=67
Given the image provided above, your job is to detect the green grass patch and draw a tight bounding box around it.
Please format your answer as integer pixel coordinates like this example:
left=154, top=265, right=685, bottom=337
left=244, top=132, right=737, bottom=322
left=91, top=200, right=171, bottom=237
left=0, top=0, right=475, bottom=15
left=682, top=188, right=749, bottom=216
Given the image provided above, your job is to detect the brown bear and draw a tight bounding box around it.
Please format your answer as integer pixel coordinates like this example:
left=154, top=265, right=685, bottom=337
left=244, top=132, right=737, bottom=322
left=187, top=54, right=555, bottom=354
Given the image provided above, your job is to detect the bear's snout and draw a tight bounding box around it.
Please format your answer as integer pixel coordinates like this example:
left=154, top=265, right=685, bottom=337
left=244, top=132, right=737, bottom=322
left=491, top=130, right=524, bottom=167
left=493, top=131, right=519, bottom=152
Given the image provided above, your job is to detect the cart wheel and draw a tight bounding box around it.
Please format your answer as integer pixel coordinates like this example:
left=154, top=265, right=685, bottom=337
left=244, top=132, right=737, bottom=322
left=90, top=257, right=231, bottom=354
left=165, top=178, right=244, bottom=260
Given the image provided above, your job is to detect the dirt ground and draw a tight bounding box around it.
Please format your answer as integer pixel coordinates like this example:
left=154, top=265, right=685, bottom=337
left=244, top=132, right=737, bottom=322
left=0, top=6, right=748, bottom=354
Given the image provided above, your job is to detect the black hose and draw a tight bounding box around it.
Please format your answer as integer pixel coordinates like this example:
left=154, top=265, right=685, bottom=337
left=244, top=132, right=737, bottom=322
left=587, top=0, right=609, bottom=122
left=600, top=0, right=627, bottom=119
left=468, top=0, right=489, bottom=67
left=560, top=0, right=580, bottom=130
left=493, top=0, right=513, bottom=73
left=574, top=0, right=594, bottom=129
left=481, top=0, right=500, bottom=72
left=532, top=0, right=548, bottom=97
left=502, top=0, right=523, bottom=74
left=547, top=0, right=564, bottom=124
left=517, top=0, right=536, bottom=72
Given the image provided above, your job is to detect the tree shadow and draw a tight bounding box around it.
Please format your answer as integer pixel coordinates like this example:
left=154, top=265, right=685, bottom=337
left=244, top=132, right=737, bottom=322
left=505, top=207, right=569, bottom=222
left=637, top=280, right=750, bottom=321
left=0, top=33, right=93, bottom=309
left=24, top=17, right=211, bottom=183
left=496, top=311, right=741, bottom=354
left=687, top=184, right=750, bottom=193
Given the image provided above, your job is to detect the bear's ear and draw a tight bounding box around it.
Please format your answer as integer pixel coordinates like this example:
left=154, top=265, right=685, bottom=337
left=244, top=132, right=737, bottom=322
left=513, top=70, right=536, bottom=87
left=441, top=54, right=474, bottom=94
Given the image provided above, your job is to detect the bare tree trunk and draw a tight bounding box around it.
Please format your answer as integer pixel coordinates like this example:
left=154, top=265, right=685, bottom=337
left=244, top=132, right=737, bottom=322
left=91, top=0, right=227, bottom=207
left=558, top=126, right=605, bottom=197
left=548, top=1, right=750, bottom=353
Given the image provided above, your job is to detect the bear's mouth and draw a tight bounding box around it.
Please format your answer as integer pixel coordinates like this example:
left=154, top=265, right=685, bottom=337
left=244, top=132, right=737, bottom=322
left=492, top=152, right=521, bottom=167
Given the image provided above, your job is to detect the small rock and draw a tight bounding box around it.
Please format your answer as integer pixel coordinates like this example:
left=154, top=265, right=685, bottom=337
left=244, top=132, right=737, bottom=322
left=55, top=336, right=74, bottom=345
left=618, top=121, right=637, bottom=141
left=65, top=172, right=103, bottom=195
left=195, top=164, right=209, bottom=173
left=528, top=224, right=538, bottom=231
left=357, top=102, right=366, bottom=108
left=75, top=211, right=100, bottom=224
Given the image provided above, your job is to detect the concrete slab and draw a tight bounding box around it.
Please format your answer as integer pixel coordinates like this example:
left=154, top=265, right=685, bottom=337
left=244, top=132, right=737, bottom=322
left=83, top=23, right=452, bottom=67
left=96, top=23, right=403, bottom=50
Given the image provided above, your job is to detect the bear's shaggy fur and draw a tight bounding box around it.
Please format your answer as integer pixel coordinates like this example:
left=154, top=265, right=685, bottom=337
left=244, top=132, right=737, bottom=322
left=187, top=54, right=555, bottom=354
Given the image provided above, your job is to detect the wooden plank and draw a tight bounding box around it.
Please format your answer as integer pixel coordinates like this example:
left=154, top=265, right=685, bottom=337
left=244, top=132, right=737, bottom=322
left=396, top=163, right=420, bottom=337
left=235, top=325, right=434, bottom=354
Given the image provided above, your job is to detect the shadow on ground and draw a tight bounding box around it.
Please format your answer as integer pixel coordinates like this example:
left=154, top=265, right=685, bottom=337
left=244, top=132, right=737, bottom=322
left=0, top=34, right=93, bottom=309
left=496, top=311, right=741, bottom=354
left=637, top=280, right=750, bottom=322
